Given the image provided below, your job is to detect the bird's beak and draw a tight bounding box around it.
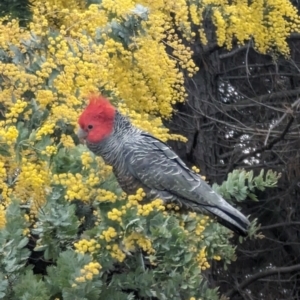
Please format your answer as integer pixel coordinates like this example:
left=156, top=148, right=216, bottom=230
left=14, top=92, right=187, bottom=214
left=77, top=127, right=88, bottom=141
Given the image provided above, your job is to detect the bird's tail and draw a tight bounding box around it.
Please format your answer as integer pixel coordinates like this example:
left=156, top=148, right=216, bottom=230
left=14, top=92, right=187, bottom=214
left=197, top=184, right=250, bottom=236
left=204, top=201, right=250, bottom=236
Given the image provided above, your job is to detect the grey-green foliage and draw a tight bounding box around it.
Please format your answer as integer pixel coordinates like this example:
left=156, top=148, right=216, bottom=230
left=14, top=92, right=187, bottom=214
left=32, top=194, right=80, bottom=260
left=0, top=273, right=8, bottom=299
left=0, top=167, right=281, bottom=299
left=213, top=169, right=281, bottom=202
left=0, top=202, right=30, bottom=273
left=0, top=202, right=30, bottom=299
left=46, top=251, right=102, bottom=300
left=13, top=270, right=50, bottom=300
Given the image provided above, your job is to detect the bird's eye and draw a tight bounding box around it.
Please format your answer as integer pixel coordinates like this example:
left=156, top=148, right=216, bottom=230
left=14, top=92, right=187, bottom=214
left=87, top=124, right=93, bottom=130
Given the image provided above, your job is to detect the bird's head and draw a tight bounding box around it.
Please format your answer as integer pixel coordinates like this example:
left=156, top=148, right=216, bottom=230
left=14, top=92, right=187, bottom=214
left=77, top=95, right=116, bottom=143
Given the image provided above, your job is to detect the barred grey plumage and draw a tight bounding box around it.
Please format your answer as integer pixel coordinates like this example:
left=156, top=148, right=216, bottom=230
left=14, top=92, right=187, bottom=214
left=78, top=96, right=250, bottom=236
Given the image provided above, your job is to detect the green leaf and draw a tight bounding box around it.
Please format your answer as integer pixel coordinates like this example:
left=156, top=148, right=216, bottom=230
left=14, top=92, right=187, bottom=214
left=13, top=270, right=50, bottom=300
left=17, top=237, right=29, bottom=249
left=0, top=273, right=8, bottom=299
left=48, top=69, right=60, bottom=87
left=0, top=144, right=11, bottom=157
left=248, top=193, right=258, bottom=201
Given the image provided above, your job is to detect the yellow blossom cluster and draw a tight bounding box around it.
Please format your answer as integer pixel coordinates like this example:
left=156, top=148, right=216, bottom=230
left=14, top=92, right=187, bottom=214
left=164, top=31, right=198, bottom=78
left=107, top=243, right=126, bottom=262
left=45, top=0, right=85, bottom=11
left=191, top=166, right=200, bottom=173
left=189, top=4, right=200, bottom=26
left=52, top=173, right=90, bottom=201
left=95, top=158, right=113, bottom=181
left=35, top=90, right=56, bottom=109
left=107, top=208, right=124, bottom=223
left=0, top=160, right=25, bottom=213
left=0, top=161, right=7, bottom=179
left=75, top=261, right=102, bottom=283
left=0, top=62, right=38, bottom=107
left=196, top=247, right=210, bottom=270
left=85, top=172, right=100, bottom=187
left=35, top=122, right=55, bottom=140
left=100, top=227, right=117, bottom=242
left=30, top=0, right=192, bottom=120
left=21, top=0, right=191, bottom=136
left=81, top=152, right=113, bottom=181
left=5, top=100, right=27, bottom=124
left=208, top=0, right=300, bottom=54
left=137, top=199, right=165, bottom=216
left=52, top=170, right=107, bottom=203
left=127, top=188, right=146, bottom=205
left=107, top=191, right=165, bottom=222
left=74, top=238, right=101, bottom=254
left=0, top=18, right=30, bottom=51
left=123, top=232, right=155, bottom=254
left=15, top=158, right=51, bottom=216
left=92, top=209, right=101, bottom=226
left=0, top=205, right=6, bottom=229
left=96, top=189, right=118, bottom=203
left=60, top=134, right=75, bottom=148
left=195, top=216, right=210, bottom=237
left=24, top=214, right=30, bottom=222
left=166, top=203, right=180, bottom=211
left=0, top=125, right=19, bottom=146
left=81, top=151, right=94, bottom=168
left=22, top=228, right=30, bottom=237
left=0, top=179, right=13, bottom=205
left=212, top=10, right=226, bottom=46
left=213, top=255, right=221, bottom=261
left=41, top=145, right=57, bottom=156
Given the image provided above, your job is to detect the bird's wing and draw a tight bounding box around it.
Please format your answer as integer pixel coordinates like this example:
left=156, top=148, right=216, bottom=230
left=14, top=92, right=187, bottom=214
left=124, top=133, right=215, bottom=206
left=124, top=133, right=250, bottom=236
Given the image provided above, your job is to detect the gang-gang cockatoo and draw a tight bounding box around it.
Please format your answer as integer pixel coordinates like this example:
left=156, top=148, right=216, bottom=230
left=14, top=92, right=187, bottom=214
left=77, top=95, right=250, bottom=236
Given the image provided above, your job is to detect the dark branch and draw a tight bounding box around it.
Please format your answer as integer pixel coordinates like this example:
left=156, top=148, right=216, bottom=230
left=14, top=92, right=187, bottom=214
left=227, top=116, right=294, bottom=172
left=219, top=45, right=249, bottom=59
left=216, top=88, right=300, bottom=114
left=222, top=73, right=300, bottom=80
left=226, top=264, right=300, bottom=298
left=260, top=222, right=300, bottom=230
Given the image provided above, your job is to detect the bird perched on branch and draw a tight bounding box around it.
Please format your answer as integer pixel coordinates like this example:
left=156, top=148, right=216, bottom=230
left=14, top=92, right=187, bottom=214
left=77, top=95, right=250, bottom=236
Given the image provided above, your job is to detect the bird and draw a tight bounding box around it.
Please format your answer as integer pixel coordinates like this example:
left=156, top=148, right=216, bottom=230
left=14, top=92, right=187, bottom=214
left=77, top=95, right=250, bottom=236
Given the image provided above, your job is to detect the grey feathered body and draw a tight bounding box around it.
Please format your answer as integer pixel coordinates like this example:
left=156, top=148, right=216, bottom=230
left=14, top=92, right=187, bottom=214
left=87, top=112, right=250, bottom=235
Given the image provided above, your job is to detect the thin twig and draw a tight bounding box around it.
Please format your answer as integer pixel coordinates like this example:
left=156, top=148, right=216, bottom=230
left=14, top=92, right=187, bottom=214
left=264, top=98, right=300, bottom=145
left=226, top=264, right=300, bottom=298
left=219, top=45, right=248, bottom=59
left=260, top=221, right=300, bottom=230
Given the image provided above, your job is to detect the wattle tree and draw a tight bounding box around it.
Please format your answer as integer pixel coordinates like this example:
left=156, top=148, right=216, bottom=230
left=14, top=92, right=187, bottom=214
left=0, top=0, right=298, bottom=299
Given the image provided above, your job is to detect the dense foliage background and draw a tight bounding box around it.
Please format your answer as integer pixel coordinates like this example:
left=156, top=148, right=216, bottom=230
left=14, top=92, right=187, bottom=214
left=0, top=0, right=299, bottom=299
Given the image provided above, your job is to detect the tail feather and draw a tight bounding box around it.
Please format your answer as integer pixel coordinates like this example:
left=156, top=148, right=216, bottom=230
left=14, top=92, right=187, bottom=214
left=192, top=183, right=251, bottom=236
left=205, top=204, right=250, bottom=236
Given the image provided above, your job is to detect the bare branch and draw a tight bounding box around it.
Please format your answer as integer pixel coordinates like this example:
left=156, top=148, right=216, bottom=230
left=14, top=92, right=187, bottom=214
left=264, top=98, right=300, bottom=145
left=260, top=222, right=300, bottom=230
left=227, top=116, right=294, bottom=172
left=222, top=73, right=300, bottom=80
left=219, top=45, right=249, bottom=59
left=226, top=264, right=300, bottom=298
left=217, top=88, right=300, bottom=114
